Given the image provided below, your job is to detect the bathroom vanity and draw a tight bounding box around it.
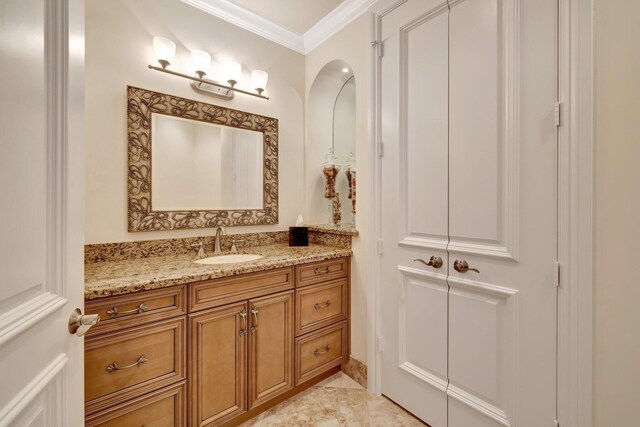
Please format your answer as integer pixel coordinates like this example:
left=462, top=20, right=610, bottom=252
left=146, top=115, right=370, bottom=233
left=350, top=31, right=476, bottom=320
left=83, top=244, right=351, bottom=427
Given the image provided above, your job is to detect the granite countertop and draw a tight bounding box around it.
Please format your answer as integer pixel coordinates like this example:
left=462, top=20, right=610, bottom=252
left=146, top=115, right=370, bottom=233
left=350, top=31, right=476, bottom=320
left=85, top=243, right=352, bottom=300
left=307, top=224, right=359, bottom=236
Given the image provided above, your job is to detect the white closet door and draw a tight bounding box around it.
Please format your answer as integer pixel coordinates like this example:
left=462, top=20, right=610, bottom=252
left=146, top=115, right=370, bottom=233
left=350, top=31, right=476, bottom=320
left=380, top=1, right=450, bottom=425
left=447, top=0, right=557, bottom=426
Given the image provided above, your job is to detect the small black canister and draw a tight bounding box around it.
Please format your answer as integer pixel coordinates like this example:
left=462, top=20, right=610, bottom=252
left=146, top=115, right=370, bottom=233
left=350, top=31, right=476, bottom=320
left=289, top=227, right=309, bottom=246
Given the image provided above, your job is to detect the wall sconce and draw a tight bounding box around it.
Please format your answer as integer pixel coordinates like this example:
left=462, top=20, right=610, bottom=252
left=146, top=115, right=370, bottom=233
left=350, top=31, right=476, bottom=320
left=148, top=37, right=269, bottom=100
left=252, top=70, right=269, bottom=95
left=190, top=50, right=211, bottom=78
left=153, top=37, right=176, bottom=69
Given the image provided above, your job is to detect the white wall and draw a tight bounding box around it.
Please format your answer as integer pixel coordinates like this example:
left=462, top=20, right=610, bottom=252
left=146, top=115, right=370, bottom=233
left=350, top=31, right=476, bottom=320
left=85, top=0, right=305, bottom=243
left=594, top=0, right=640, bottom=425
left=85, top=0, right=372, bottom=366
left=305, top=15, right=371, bottom=364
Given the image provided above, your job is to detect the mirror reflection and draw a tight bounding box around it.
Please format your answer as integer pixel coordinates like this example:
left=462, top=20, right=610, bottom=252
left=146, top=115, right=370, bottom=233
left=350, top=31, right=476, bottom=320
left=305, top=60, right=357, bottom=228
left=151, top=114, right=264, bottom=211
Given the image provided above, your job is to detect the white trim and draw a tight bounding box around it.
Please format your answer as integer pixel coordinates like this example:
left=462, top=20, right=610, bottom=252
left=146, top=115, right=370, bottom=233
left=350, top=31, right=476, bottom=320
left=180, top=0, right=375, bottom=54
left=303, top=0, right=378, bottom=53
left=180, top=0, right=304, bottom=52
left=0, top=292, right=67, bottom=347
left=557, top=0, right=594, bottom=426
left=0, top=354, right=68, bottom=427
left=369, top=1, right=595, bottom=424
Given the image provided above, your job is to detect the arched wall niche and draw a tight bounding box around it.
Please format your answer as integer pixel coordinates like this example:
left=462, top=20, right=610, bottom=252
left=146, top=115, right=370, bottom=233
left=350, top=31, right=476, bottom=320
left=305, top=59, right=356, bottom=225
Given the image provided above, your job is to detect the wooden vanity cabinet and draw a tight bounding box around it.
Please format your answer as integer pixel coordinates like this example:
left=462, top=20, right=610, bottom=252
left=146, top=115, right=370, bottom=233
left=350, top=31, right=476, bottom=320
left=189, top=291, right=295, bottom=427
left=247, top=291, right=294, bottom=409
left=189, top=302, right=248, bottom=427
left=84, top=257, right=350, bottom=427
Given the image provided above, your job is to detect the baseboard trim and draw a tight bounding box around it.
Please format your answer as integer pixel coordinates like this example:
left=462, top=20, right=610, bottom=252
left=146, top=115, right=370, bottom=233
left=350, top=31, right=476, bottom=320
left=341, top=355, right=367, bottom=388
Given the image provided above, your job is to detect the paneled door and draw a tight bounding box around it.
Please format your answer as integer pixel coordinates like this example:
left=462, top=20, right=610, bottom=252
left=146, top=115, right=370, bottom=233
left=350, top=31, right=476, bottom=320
left=379, top=0, right=558, bottom=426
left=248, top=291, right=294, bottom=409
left=189, top=302, right=248, bottom=426
left=0, top=0, right=85, bottom=426
left=379, top=1, right=450, bottom=425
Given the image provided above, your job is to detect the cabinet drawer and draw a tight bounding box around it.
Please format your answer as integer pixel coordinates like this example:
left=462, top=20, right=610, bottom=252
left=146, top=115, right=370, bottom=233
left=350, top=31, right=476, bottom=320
left=295, top=279, right=348, bottom=336
left=85, top=382, right=186, bottom=427
left=295, top=258, right=348, bottom=287
left=85, top=286, right=186, bottom=336
left=85, top=317, right=186, bottom=415
left=189, top=267, right=293, bottom=312
left=295, top=322, right=348, bottom=385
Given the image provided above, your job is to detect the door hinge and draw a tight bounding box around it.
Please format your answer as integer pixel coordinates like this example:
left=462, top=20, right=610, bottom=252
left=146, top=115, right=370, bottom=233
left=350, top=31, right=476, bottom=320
left=554, top=419, right=559, bottom=427
left=371, top=40, right=383, bottom=57
left=377, top=141, right=384, bottom=158
left=554, top=261, right=560, bottom=287
left=377, top=336, right=384, bottom=353
left=377, top=239, right=384, bottom=255
left=554, top=102, right=562, bottom=127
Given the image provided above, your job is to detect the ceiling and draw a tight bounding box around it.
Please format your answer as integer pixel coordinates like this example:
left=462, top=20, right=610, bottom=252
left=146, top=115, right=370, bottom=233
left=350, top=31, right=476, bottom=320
left=230, top=0, right=344, bottom=35
left=180, top=0, right=374, bottom=54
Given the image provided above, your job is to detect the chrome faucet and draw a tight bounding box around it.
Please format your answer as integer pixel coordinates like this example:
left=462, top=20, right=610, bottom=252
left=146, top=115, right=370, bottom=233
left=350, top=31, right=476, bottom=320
left=214, top=226, right=226, bottom=254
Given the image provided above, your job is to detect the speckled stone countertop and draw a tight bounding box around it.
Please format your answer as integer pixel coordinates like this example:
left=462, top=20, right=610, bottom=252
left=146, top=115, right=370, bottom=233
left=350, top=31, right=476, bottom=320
left=308, top=224, right=359, bottom=236
left=85, top=243, right=351, bottom=300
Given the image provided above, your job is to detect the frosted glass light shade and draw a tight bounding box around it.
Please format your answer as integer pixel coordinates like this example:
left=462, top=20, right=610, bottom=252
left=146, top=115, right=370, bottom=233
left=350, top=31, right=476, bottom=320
left=225, top=61, right=242, bottom=85
left=191, top=50, right=211, bottom=76
left=251, top=70, right=269, bottom=94
left=153, top=36, right=176, bottom=67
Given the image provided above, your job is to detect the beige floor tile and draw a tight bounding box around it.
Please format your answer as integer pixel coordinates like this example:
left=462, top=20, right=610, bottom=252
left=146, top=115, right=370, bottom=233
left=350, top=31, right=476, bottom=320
left=240, top=373, right=426, bottom=426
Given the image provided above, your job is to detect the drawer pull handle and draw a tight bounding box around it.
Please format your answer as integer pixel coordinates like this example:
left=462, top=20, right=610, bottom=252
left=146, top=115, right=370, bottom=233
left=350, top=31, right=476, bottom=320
left=239, top=308, right=247, bottom=336
left=314, top=267, right=330, bottom=275
left=250, top=306, right=259, bottom=333
left=314, top=300, right=331, bottom=309
left=106, top=303, right=149, bottom=319
left=106, top=354, right=148, bottom=373
left=314, top=345, right=330, bottom=356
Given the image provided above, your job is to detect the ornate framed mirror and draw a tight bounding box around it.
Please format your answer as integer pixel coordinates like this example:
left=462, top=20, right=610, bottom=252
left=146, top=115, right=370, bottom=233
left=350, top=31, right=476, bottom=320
left=127, top=86, right=278, bottom=231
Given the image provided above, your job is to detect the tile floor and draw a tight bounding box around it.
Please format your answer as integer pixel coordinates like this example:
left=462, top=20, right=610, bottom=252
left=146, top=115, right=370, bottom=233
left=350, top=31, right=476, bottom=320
left=240, top=372, right=426, bottom=426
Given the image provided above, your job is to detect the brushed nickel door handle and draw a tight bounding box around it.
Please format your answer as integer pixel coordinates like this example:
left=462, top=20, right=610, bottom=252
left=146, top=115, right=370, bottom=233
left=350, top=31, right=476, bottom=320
left=68, top=308, right=100, bottom=337
left=239, top=308, right=247, bottom=336
left=107, top=303, right=149, bottom=319
left=250, top=306, right=258, bottom=333
left=453, top=259, right=480, bottom=273
left=106, top=354, right=148, bottom=373
left=414, top=256, right=443, bottom=269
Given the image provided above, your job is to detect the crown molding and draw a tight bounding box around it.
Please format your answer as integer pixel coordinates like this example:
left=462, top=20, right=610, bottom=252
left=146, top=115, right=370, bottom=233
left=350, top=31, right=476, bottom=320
left=180, top=0, right=374, bottom=55
left=303, top=0, right=377, bottom=53
left=180, top=0, right=305, bottom=53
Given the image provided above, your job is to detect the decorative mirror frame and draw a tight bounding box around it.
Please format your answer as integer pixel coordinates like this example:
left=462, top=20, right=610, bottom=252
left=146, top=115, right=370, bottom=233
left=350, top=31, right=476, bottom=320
left=127, top=86, right=278, bottom=231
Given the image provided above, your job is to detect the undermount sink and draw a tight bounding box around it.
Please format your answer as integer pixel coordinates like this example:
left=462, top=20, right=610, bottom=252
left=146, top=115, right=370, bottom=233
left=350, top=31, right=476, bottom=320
left=194, top=254, right=264, bottom=265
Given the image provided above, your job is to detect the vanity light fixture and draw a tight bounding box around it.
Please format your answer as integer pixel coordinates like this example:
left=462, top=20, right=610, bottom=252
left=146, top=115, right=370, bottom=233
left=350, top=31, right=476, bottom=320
left=190, top=50, right=211, bottom=78
left=153, top=36, right=176, bottom=69
left=251, top=70, right=269, bottom=95
left=148, top=37, right=269, bottom=100
left=224, top=61, right=242, bottom=87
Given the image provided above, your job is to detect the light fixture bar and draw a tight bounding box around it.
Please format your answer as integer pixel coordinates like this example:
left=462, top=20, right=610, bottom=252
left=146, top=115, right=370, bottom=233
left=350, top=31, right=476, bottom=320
left=148, top=64, right=270, bottom=100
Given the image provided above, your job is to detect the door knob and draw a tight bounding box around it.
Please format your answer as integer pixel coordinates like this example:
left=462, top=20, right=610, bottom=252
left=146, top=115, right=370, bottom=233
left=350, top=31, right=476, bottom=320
left=68, top=308, right=100, bottom=337
left=453, top=259, right=480, bottom=273
left=414, top=256, right=443, bottom=269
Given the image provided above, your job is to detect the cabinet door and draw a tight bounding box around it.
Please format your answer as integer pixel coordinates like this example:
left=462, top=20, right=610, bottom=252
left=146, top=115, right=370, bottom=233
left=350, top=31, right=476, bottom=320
left=248, top=291, right=294, bottom=409
left=189, top=302, right=248, bottom=427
